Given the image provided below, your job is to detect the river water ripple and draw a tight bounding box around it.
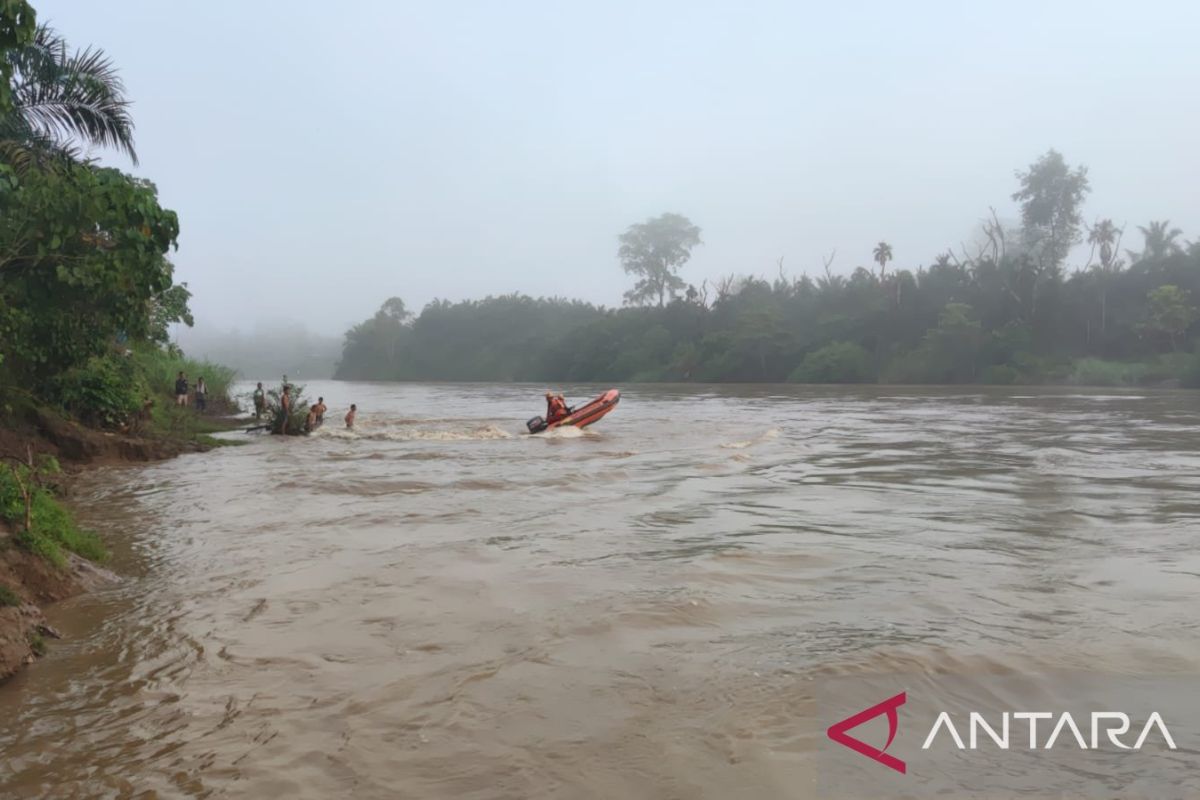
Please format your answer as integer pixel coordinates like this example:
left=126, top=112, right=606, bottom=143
left=2, top=383, right=1199, bottom=798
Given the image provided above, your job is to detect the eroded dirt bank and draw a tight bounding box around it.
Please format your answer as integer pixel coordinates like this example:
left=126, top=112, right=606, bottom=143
left=0, top=406, right=236, bottom=682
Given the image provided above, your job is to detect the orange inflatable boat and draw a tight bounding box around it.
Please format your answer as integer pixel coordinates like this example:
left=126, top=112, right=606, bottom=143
left=526, top=389, right=620, bottom=434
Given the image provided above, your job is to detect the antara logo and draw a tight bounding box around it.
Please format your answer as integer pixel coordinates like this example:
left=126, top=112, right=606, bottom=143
left=826, top=692, right=908, bottom=774
left=827, top=693, right=1178, bottom=774
left=922, top=711, right=1176, bottom=751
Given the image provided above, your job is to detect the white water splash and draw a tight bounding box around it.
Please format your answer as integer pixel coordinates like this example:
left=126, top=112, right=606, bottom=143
left=719, top=428, right=781, bottom=450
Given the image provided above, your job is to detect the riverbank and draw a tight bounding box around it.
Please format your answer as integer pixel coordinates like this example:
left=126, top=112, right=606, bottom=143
left=0, top=400, right=244, bottom=682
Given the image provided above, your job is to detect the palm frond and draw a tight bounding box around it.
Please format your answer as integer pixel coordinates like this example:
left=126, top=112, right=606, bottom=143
left=3, top=24, right=137, bottom=164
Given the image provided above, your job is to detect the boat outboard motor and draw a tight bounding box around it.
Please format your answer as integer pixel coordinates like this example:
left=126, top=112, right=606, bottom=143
left=526, top=416, right=546, bottom=433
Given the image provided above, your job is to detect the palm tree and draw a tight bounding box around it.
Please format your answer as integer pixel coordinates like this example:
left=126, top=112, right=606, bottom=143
left=1129, top=220, right=1183, bottom=262
left=1087, top=218, right=1121, bottom=271
left=0, top=24, right=136, bottom=165
left=1086, top=219, right=1123, bottom=338
left=872, top=241, right=893, bottom=276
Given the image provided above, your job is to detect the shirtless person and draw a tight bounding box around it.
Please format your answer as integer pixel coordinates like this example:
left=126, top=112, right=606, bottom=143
left=314, top=397, right=327, bottom=427
left=278, top=385, right=292, bottom=434
left=345, top=404, right=357, bottom=430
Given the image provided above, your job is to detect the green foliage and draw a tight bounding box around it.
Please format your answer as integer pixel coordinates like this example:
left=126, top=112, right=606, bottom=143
left=1182, top=351, right=1200, bottom=389
left=2, top=23, right=137, bottom=164
left=333, top=151, right=1200, bottom=387
left=131, top=344, right=234, bottom=405
left=789, top=342, right=874, bottom=383
left=1132, top=220, right=1184, bottom=262
left=0, top=461, right=106, bottom=568
left=264, top=383, right=310, bottom=435
left=0, top=583, right=19, bottom=607
left=27, top=630, right=45, bottom=656
left=0, top=159, right=181, bottom=388
left=1141, top=285, right=1197, bottom=352
left=47, top=353, right=147, bottom=429
left=148, top=283, right=194, bottom=344
left=619, top=213, right=702, bottom=307
left=0, top=1, right=36, bottom=115
left=1068, top=358, right=1146, bottom=387
left=1012, top=149, right=1091, bottom=273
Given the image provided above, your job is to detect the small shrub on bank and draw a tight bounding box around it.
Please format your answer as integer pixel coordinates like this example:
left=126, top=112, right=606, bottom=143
left=0, top=462, right=107, bottom=568
left=47, top=354, right=149, bottom=429
left=789, top=342, right=874, bottom=383
left=0, top=584, right=20, bottom=607
left=1068, top=358, right=1145, bottom=387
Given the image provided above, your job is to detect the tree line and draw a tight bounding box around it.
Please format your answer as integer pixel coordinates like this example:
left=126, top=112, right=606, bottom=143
left=0, top=2, right=205, bottom=426
left=338, top=151, right=1200, bottom=386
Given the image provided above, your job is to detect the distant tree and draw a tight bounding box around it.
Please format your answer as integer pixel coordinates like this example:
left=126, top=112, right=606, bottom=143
left=1012, top=150, right=1090, bottom=273
left=1141, top=285, right=1197, bottom=352
left=872, top=241, right=893, bottom=276
left=1086, top=218, right=1124, bottom=337
left=379, top=296, right=412, bottom=323
left=1010, top=150, right=1090, bottom=320
left=1087, top=219, right=1122, bottom=271
left=618, top=213, right=702, bottom=307
left=1130, top=220, right=1184, bottom=262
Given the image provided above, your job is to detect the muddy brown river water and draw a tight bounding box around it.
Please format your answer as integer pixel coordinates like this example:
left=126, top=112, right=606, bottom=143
left=2, top=383, right=1199, bottom=799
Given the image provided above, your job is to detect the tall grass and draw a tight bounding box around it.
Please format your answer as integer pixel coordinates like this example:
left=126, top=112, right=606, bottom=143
left=133, top=345, right=237, bottom=405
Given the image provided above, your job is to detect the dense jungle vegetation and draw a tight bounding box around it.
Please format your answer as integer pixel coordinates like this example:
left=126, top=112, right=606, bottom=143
left=338, top=154, right=1199, bottom=386
left=0, top=1, right=228, bottom=430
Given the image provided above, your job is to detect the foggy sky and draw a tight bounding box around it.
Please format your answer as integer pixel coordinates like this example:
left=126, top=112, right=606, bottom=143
left=36, top=0, right=1200, bottom=337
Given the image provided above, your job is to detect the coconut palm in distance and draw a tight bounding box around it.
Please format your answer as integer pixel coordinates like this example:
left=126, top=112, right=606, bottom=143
left=0, top=24, right=136, bottom=165
left=872, top=241, right=893, bottom=276
left=1129, top=220, right=1184, bottom=262
left=1087, top=218, right=1124, bottom=336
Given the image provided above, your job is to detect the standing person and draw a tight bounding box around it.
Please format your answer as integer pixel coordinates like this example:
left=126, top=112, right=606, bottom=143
left=174, top=372, right=188, bottom=406
left=304, top=404, right=318, bottom=433
left=194, top=376, right=207, bottom=412
left=314, top=397, right=327, bottom=427
left=278, top=385, right=292, bottom=434
left=345, top=404, right=357, bottom=430
left=253, top=382, right=266, bottom=420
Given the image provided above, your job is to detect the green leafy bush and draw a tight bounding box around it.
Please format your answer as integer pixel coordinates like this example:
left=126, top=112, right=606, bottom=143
left=1068, top=359, right=1146, bottom=387
left=47, top=353, right=147, bottom=429
left=1182, top=350, right=1200, bottom=389
left=789, top=341, right=874, bottom=383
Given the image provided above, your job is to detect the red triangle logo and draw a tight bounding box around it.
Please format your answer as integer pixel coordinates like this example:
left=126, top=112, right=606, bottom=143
left=826, top=691, right=907, bottom=774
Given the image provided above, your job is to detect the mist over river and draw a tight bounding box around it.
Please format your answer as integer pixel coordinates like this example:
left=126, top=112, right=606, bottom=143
left=2, top=383, right=1199, bottom=798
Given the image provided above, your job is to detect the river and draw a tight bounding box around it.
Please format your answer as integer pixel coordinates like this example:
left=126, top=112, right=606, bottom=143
left=2, top=383, right=1199, bottom=798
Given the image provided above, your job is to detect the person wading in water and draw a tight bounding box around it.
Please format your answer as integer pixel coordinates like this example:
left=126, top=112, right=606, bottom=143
left=278, top=385, right=292, bottom=434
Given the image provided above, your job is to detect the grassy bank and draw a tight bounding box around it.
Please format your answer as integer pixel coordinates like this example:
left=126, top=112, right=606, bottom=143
left=0, top=457, right=106, bottom=568
left=0, top=342, right=242, bottom=571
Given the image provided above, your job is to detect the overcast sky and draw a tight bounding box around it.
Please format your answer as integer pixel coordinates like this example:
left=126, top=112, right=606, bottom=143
left=37, top=0, right=1200, bottom=336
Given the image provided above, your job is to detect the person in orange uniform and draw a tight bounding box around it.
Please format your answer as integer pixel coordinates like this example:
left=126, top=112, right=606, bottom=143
left=545, top=391, right=570, bottom=424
